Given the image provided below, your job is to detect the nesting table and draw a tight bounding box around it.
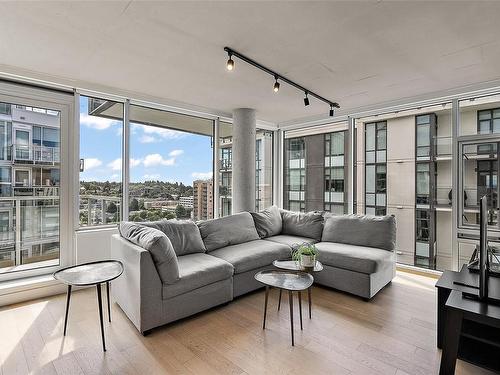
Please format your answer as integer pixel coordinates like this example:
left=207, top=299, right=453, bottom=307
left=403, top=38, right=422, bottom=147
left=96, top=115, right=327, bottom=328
left=53, top=260, right=123, bottom=351
left=254, top=270, right=314, bottom=346
left=273, top=260, right=323, bottom=319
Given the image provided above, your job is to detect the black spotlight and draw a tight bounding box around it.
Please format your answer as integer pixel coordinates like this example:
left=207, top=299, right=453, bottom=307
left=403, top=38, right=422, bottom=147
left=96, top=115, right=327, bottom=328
left=329, top=105, right=334, bottom=117
left=226, top=53, right=234, bottom=71
left=273, top=76, right=280, bottom=92
left=304, top=92, right=310, bottom=106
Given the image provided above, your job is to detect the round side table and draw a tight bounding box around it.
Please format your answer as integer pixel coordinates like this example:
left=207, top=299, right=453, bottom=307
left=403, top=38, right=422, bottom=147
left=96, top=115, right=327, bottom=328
left=53, top=260, right=123, bottom=351
left=272, top=259, right=323, bottom=319
left=255, top=270, right=313, bottom=346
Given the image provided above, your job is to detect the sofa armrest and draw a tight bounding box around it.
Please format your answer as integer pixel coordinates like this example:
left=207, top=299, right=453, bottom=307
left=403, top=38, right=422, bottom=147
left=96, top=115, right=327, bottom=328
left=111, top=234, right=162, bottom=333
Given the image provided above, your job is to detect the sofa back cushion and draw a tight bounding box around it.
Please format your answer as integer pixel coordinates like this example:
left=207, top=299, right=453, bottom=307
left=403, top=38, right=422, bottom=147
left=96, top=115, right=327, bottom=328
left=321, top=214, right=396, bottom=251
left=119, top=222, right=180, bottom=284
left=250, top=205, right=282, bottom=238
left=280, top=209, right=324, bottom=241
left=141, top=219, right=206, bottom=256
left=198, top=212, right=260, bottom=252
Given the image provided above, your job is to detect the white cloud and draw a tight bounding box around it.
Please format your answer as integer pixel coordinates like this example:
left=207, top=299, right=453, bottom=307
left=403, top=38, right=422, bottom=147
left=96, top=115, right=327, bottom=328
left=84, top=158, right=103, bottom=170
left=169, top=149, right=184, bottom=157
left=107, top=158, right=142, bottom=171
left=192, top=171, right=213, bottom=180
left=143, top=174, right=161, bottom=180
left=107, top=158, right=122, bottom=171
left=109, top=174, right=120, bottom=182
left=80, top=114, right=119, bottom=130
left=131, top=158, right=142, bottom=167
left=143, top=153, right=175, bottom=167
left=139, top=135, right=157, bottom=144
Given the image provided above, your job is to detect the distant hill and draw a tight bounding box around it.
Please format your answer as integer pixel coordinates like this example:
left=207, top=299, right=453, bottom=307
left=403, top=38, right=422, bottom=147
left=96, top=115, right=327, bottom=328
left=80, top=180, right=194, bottom=199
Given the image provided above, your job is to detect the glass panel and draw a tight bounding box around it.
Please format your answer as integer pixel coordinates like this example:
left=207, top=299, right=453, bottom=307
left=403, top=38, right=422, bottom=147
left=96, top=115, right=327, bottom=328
left=219, top=121, right=232, bottom=217
left=365, top=151, right=375, bottom=164
left=417, top=125, right=430, bottom=147
left=128, top=105, right=214, bottom=222
left=365, top=124, right=375, bottom=151
left=79, top=96, right=123, bottom=227
left=366, top=165, right=375, bottom=193
left=0, top=99, right=61, bottom=274
left=377, top=127, right=386, bottom=150
left=255, top=129, right=273, bottom=212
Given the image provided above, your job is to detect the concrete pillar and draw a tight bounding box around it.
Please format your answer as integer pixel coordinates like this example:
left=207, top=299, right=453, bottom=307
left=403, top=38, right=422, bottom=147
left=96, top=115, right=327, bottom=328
left=232, top=108, right=256, bottom=213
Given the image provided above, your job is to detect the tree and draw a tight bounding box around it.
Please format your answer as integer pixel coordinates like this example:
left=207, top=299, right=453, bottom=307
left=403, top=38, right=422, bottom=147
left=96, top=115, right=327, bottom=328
left=175, top=204, right=186, bottom=219
left=130, top=198, right=139, bottom=212
left=106, top=202, right=117, bottom=214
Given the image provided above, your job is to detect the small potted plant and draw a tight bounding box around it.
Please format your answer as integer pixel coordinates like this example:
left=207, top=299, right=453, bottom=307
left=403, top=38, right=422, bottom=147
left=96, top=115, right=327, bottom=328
left=291, top=242, right=318, bottom=269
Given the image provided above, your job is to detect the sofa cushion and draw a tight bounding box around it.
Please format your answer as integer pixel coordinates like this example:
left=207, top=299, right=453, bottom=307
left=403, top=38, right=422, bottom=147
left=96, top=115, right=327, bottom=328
left=280, top=210, right=324, bottom=240
left=162, top=253, right=234, bottom=299
left=209, top=240, right=290, bottom=274
left=264, top=235, right=318, bottom=248
left=321, top=214, right=396, bottom=251
left=315, top=242, right=394, bottom=274
left=250, top=205, right=282, bottom=238
left=119, top=222, right=180, bottom=284
left=141, top=219, right=206, bottom=256
left=198, top=212, right=260, bottom=252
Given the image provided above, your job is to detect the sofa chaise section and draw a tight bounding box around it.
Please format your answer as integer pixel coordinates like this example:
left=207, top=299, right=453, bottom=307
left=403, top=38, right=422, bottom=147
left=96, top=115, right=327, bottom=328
left=314, top=214, right=397, bottom=299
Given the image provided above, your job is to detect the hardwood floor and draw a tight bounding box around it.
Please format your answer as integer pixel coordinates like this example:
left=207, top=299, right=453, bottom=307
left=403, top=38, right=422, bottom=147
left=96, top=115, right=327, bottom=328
left=0, top=271, right=494, bottom=375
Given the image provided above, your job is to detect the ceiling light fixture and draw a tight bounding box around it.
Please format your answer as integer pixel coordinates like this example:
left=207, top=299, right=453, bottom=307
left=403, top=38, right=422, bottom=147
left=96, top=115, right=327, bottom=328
left=224, top=46, right=339, bottom=115
left=226, top=52, right=234, bottom=71
left=273, top=76, right=280, bottom=93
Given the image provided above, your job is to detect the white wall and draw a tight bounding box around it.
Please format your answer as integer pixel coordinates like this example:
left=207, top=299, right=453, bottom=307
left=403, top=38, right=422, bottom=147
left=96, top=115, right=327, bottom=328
left=75, top=227, right=118, bottom=264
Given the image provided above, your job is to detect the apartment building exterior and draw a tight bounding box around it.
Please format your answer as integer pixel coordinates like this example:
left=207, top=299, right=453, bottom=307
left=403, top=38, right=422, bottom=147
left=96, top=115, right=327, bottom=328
left=0, top=101, right=60, bottom=269
left=218, top=129, right=273, bottom=217
left=283, top=125, right=348, bottom=214
left=193, top=179, right=213, bottom=220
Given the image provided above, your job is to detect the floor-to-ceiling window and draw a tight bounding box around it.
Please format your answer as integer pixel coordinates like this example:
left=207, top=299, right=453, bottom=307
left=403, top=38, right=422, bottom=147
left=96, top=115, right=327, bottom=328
left=364, top=121, right=387, bottom=216
left=256, top=129, right=273, bottom=211
left=0, top=82, right=70, bottom=278
left=324, top=131, right=347, bottom=214
left=79, top=96, right=123, bottom=227
left=283, top=137, right=306, bottom=212
left=458, top=94, right=500, bottom=269
left=127, top=105, right=214, bottom=222
left=219, top=121, right=232, bottom=217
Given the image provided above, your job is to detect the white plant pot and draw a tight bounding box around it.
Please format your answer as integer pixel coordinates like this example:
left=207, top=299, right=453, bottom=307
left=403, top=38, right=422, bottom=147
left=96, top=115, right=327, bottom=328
left=300, top=254, right=316, bottom=268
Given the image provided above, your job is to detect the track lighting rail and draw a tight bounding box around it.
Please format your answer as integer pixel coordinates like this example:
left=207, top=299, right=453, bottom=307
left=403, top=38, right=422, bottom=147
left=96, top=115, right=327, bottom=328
left=224, top=47, right=340, bottom=114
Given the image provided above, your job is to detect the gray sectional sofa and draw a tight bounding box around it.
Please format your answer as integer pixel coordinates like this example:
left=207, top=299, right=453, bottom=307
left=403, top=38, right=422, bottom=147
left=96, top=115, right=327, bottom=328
left=111, top=206, right=396, bottom=334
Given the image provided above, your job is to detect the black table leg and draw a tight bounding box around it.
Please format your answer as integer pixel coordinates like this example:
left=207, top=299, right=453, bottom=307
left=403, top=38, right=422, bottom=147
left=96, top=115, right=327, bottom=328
left=96, top=283, right=106, bottom=351
left=308, top=287, right=312, bottom=319
left=439, top=307, right=463, bottom=375
left=63, top=285, right=72, bottom=336
left=278, top=289, right=282, bottom=311
left=263, top=286, right=269, bottom=329
left=437, top=287, right=450, bottom=349
left=289, top=290, right=294, bottom=346
left=106, top=281, right=111, bottom=322
left=298, top=291, right=303, bottom=330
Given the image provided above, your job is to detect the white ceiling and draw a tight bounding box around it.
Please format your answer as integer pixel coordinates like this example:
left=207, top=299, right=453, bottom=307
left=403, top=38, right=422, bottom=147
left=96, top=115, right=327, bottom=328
left=1, top=1, right=500, bottom=123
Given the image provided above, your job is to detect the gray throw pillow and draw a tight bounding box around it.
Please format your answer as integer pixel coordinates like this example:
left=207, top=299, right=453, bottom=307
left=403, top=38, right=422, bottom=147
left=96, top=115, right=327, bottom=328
left=280, top=209, right=324, bottom=241
left=119, top=222, right=179, bottom=284
left=321, top=214, right=396, bottom=251
left=197, top=212, right=260, bottom=252
left=141, top=219, right=206, bottom=256
left=250, top=205, right=282, bottom=238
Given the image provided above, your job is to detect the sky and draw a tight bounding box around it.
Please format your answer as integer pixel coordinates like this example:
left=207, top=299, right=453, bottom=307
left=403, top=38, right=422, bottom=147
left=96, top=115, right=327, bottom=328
left=79, top=96, right=213, bottom=186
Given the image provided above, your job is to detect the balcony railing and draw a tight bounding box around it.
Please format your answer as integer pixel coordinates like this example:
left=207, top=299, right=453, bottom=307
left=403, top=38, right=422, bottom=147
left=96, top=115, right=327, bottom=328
left=0, top=196, right=60, bottom=270
left=11, top=144, right=60, bottom=164
left=220, top=159, right=232, bottom=170
left=79, top=195, right=121, bottom=226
